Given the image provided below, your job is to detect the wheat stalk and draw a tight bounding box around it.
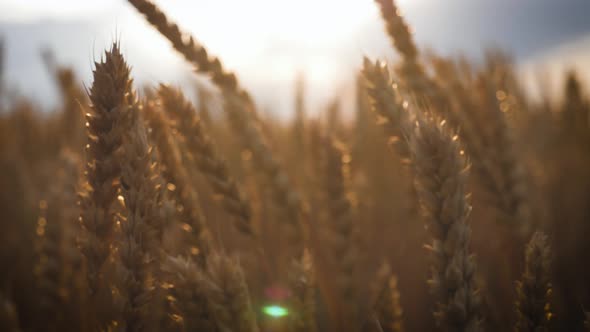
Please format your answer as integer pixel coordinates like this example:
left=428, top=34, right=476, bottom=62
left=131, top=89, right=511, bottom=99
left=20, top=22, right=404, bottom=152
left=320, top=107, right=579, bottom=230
left=367, top=262, right=404, bottom=332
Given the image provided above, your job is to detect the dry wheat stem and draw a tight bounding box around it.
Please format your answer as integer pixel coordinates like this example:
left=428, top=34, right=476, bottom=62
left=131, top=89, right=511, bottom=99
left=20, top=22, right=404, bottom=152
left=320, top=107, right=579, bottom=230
left=367, top=262, right=404, bottom=332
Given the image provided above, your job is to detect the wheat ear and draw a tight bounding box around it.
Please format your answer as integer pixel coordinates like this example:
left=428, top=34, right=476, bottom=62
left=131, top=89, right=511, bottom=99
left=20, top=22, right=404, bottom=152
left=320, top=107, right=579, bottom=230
left=409, top=113, right=482, bottom=331
left=95, top=45, right=169, bottom=331
left=160, top=255, right=217, bottom=331
left=128, top=0, right=305, bottom=255
left=475, top=76, right=530, bottom=230
left=143, top=100, right=213, bottom=257
left=320, top=136, right=359, bottom=329
left=367, top=262, right=404, bottom=332
left=362, top=58, right=413, bottom=160
left=158, top=85, right=254, bottom=236
left=0, top=293, right=21, bottom=332
left=34, top=152, right=86, bottom=331
left=79, top=42, right=129, bottom=296
left=373, top=0, right=449, bottom=115
left=126, top=0, right=253, bottom=109
left=286, top=249, right=318, bottom=332
left=514, top=232, right=552, bottom=332
left=205, top=253, right=260, bottom=332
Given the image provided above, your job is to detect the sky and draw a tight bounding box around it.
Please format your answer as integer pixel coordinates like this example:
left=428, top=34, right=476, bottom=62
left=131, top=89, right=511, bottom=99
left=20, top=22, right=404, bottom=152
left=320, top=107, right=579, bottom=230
left=1, top=0, right=590, bottom=115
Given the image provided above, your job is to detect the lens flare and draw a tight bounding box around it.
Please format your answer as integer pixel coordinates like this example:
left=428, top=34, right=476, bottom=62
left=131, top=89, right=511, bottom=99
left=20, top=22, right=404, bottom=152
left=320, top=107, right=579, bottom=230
left=262, top=305, right=288, bottom=318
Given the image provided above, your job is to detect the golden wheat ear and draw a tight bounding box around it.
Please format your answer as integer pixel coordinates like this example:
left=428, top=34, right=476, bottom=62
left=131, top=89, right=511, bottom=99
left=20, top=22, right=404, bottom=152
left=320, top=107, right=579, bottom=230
left=127, top=0, right=306, bottom=253
left=115, top=91, right=187, bottom=331
left=143, top=99, right=213, bottom=260
left=0, top=293, right=21, bottom=332
left=365, top=262, right=405, bottom=332
left=361, top=57, right=413, bottom=161
left=515, top=232, right=553, bottom=332
left=160, top=255, right=217, bottom=331
left=79, top=42, right=130, bottom=296
left=286, top=249, right=319, bottom=332
left=157, top=86, right=253, bottom=238
left=409, top=113, right=482, bottom=331
left=126, top=0, right=253, bottom=109
left=318, top=135, right=360, bottom=330
left=204, top=253, right=260, bottom=332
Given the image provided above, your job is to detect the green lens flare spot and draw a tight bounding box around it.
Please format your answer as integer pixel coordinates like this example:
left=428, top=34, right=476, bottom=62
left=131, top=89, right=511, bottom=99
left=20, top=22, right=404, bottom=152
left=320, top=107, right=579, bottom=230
left=263, top=305, right=288, bottom=318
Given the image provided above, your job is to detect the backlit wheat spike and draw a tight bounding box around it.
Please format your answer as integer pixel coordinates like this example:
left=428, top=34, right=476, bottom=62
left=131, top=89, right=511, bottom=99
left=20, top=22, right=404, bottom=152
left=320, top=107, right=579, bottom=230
left=143, top=100, right=213, bottom=258
left=286, top=249, right=319, bottom=332
left=515, top=232, right=552, bottom=332
left=34, top=151, right=86, bottom=331
left=373, top=0, right=449, bottom=115
left=475, top=76, right=531, bottom=231
left=100, top=46, right=170, bottom=331
left=160, top=255, right=217, bottom=331
left=127, top=0, right=254, bottom=110
left=373, top=0, right=417, bottom=61
left=224, top=91, right=306, bottom=261
left=129, top=0, right=305, bottom=255
left=79, top=42, right=130, bottom=298
left=409, top=113, right=482, bottom=331
left=362, top=57, right=413, bottom=161
left=320, top=136, right=359, bottom=330
left=205, top=253, right=260, bottom=332
left=158, top=85, right=254, bottom=236
left=366, top=262, right=404, bottom=332
left=127, top=0, right=304, bottom=251
left=0, top=293, right=21, bottom=332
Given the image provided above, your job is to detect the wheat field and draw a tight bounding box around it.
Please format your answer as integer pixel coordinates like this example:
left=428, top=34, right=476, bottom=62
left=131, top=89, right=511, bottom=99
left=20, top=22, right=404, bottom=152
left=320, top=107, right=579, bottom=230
left=1, top=0, right=589, bottom=331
